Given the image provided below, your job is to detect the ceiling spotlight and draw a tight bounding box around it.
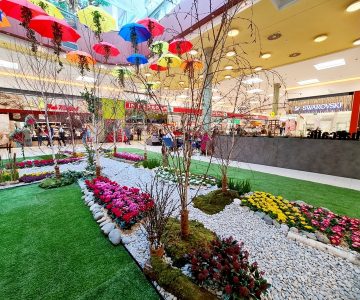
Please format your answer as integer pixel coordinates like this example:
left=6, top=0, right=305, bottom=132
left=254, top=66, right=262, bottom=72
left=314, top=35, right=328, bottom=43
left=226, top=51, right=236, bottom=57
left=155, top=81, right=161, bottom=84
left=189, top=49, right=198, bottom=55
left=184, top=87, right=189, bottom=90
left=199, top=75, right=204, bottom=79
left=228, top=29, right=239, bottom=37
left=145, top=73, right=151, bottom=77
left=289, top=52, right=301, bottom=57
left=346, top=1, right=360, bottom=12
left=179, top=81, right=185, bottom=85
left=353, top=38, right=360, bottom=46
left=260, top=53, right=271, bottom=59
left=267, top=32, right=282, bottom=40
left=224, top=65, right=233, bottom=70
left=224, top=75, right=232, bottom=79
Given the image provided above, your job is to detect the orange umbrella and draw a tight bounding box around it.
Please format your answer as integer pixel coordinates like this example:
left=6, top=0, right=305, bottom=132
left=66, top=50, right=96, bottom=65
left=181, top=59, right=203, bottom=77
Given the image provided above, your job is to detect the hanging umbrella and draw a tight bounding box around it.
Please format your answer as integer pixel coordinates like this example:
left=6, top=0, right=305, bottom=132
left=149, top=63, right=167, bottom=72
left=77, top=5, right=116, bottom=33
left=150, top=41, right=168, bottom=56
left=111, top=66, right=132, bottom=87
left=169, top=39, right=193, bottom=56
left=0, top=11, right=11, bottom=28
left=29, top=16, right=80, bottom=42
left=119, top=23, right=151, bottom=52
left=127, top=53, right=148, bottom=74
left=0, top=0, right=47, bottom=21
left=93, top=42, right=120, bottom=57
left=137, top=17, right=164, bottom=46
left=181, top=59, right=203, bottom=77
left=66, top=50, right=96, bottom=65
left=29, top=0, right=64, bottom=19
left=158, top=53, right=182, bottom=68
left=144, top=81, right=160, bottom=92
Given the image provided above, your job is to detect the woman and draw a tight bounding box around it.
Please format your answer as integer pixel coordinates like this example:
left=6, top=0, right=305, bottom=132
left=37, top=126, right=42, bottom=146
left=200, top=132, right=210, bottom=155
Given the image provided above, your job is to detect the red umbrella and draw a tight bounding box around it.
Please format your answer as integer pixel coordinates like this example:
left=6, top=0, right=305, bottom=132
left=169, top=39, right=193, bottom=56
left=137, top=18, right=164, bottom=37
left=0, top=0, right=47, bottom=21
left=29, top=15, right=80, bottom=42
left=93, top=42, right=120, bottom=57
left=149, top=63, right=167, bottom=72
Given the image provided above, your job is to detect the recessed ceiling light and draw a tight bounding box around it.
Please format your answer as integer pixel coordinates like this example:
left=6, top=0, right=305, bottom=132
left=184, top=87, right=189, bottom=90
left=178, top=94, right=188, bottom=99
left=226, top=51, right=236, bottom=57
left=228, top=29, right=239, bottom=37
left=346, top=1, right=360, bottom=12
left=76, top=76, right=95, bottom=83
left=145, top=73, right=151, bottom=77
left=260, top=53, right=271, bottom=59
left=314, top=35, right=328, bottom=43
left=189, top=49, right=198, bottom=55
left=297, top=79, right=320, bottom=85
left=224, top=75, right=232, bottom=79
left=155, top=81, right=161, bottom=84
left=0, top=59, right=19, bottom=69
left=267, top=32, right=282, bottom=40
left=314, top=58, right=346, bottom=70
left=353, top=38, right=360, bottom=46
left=224, top=65, right=233, bottom=70
left=247, top=88, right=263, bottom=94
left=179, top=81, right=185, bottom=85
left=244, top=77, right=263, bottom=84
left=289, top=52, right=301, bottom=57
left=199, top=75, right=204, bottom=79
left=164, top=87, right=169, bottom=90
left=254, top=66, right=262, bottom=71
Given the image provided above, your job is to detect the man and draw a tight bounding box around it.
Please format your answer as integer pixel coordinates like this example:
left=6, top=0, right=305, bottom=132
left=37, top=126, right=42, bottom=146
left=124, top=126, right=131, bottom=145
left=59, top=125, right=66, bottom=146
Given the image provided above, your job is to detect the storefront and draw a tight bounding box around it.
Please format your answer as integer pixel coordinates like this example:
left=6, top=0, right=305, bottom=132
left=287, top=92, right=354, bottom=136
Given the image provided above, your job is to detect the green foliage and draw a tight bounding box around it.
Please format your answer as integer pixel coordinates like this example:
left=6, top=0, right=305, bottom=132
left=161, top=218, right=216, bottom=267
left=228, top=178, right=252, bottom=195
left=39, top=171, right=83, bottom=189
left=142, top=158, right=161, bottom=169
left=84, top=143, right=96, bottom=173
left=193, top=189, right=239, bottom=215
left=0, top=169, right=19, bottom=183
left=150, top=256, right=218, bottom=300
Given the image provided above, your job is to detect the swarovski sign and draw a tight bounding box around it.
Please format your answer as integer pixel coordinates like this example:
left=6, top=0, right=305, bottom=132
left=293, top=102, right=343, bottom=114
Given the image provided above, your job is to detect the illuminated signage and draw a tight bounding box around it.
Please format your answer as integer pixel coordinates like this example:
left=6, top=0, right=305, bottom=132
left=293, top=102, right=343, bottom=114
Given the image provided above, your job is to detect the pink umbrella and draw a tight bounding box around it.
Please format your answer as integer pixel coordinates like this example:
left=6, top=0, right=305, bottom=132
left=0, top=0, right=47, bottom=21
left=29, top=15, right=80, bottom=42
left=137, top=18, right=164, bottom=37
left=93, top=42, right=120, bottom=57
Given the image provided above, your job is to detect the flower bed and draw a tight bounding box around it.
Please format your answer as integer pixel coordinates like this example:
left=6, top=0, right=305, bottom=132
left=297, top=204, right=360, bottom=252
left=63, top=150, right=85, bottom=158
left=85, top=177, right=154, bottom=229
left=6, top=157, right=82, bottom=169
left=155, top=167, right=217, bottom=187
left=19, top=171, right=53, bottom=183
left=113, top=152, right=144, bottom=162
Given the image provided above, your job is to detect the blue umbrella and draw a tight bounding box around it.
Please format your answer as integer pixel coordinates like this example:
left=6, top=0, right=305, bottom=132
left=127, top=53, right=148, bottom=73
left=119, top=23, right=151, bottom=52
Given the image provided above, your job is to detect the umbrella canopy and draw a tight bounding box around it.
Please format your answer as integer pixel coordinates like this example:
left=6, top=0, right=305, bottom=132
left=181, top=59, right=203, bottom=71
left=150, top=41, right=168, bottom=55
left=111, top=66, right=132, bottom=77
left=66, top=50, right=96, bottom=65
left=169, top=39, right=193, bottom=55
left=158, top=53, right=182, bottom=68
left=144, top=81, right=160, bottom=90
left=29, top=15, right=80, bottom=42
left=29, top=0, right=64, bottom=19
left=77, top=5, right=116, bottom=33
left=127, top=53, right=148, bottom=65
left=0, top=0, right=47, bottom=21
left=0, top=11, right=11, bottom=28
left=93, top=42, right=120, bottom=57
left=137, top=18, right=164, bottom=37
left=149, top=63, right=167, bottom=72
left=119, top=23, right=151, bottom=44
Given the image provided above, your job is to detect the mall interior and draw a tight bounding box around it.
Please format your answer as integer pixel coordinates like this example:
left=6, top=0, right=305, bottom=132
left=0, top=1, right=359, bottom=300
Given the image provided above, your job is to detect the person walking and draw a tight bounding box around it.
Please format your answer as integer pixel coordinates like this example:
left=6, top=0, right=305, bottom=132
left=124, top=125, right=131, bottom=145
left=136, top=127, right=142, bottom=141
left=81, top=125, right=87, bottom=144
left=59, top=125, right=66, bottom=146
left=37, top=126, right=42, bottom=146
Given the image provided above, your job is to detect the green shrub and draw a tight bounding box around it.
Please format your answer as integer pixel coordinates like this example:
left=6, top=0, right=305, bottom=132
left=228, top=178, right=252, bottom=195
left=0, top=169, right=19, bottom=183
left=142, top=158, right=161, bottom=169
left=39, top=170, right=83, bottom=189
left=150, top=256, right=217, bottom=300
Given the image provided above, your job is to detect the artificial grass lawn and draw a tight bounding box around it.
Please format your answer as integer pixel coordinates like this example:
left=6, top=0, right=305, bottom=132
left=0, top=184, right=159, bottom=300
left=1, top=153, right=66, bottom=164
left=119, top=148, right=360, bottom=218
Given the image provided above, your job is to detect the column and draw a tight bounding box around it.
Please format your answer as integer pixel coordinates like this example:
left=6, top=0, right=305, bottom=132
left=202, top=48, right=213, bottom=132
left=349, top=91, right=360, bottom=134
left=273, top=83, right=281, bottom=115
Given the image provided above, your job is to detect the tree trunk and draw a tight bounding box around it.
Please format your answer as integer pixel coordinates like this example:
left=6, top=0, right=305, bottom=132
left=181, top=209, right=189, bottom=238
left=54, top=165, right=60, bottom=179
left=96, top=164, right=101, bottom=177
left=221, top=174, right=228, bottom=192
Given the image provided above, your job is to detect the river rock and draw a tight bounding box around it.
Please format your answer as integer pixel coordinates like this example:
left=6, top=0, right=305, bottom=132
left=101, top=223, right=115, bottom=235
left=315, top=231, right=330, bottom=244
left=108, top=228, right=122, bottom=245
left=263, top=214, right=274, bottom=225
left=290, top=227, right=299, bottom=234
left=233, top=198, right=241, bottom=205
left=94, top=211, right=104, bottom=221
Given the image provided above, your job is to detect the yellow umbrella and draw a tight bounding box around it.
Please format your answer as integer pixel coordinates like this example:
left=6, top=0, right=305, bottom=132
left=157, top=53, right=182, bottom=68
left=77, top=5, right=116, bottom=33
left=29, top=0, right=64, bottom=19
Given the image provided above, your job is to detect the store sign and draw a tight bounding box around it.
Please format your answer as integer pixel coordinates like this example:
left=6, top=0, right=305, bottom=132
left=293, top=102, right=343, bottom=114
left=125, top=102, right=167, bottom=112
left=47, top=103, right=79, bottom=112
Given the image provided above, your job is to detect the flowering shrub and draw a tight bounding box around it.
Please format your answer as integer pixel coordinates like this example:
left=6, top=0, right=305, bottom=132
left=63, top=151, right=85, bottom=157
left=298, top=204, right=360, bottom=252
left=242, top=192, right=314, bottom=231
left=19, top=171, right=53, bottom=183
left=114, top=152, right=144, bottom=162
left=0, top=169, right=19, bottom=183
left=85, top=177, right=154, bottom=229
left=188, top=237, right=270, bottom=299
left=6, top=157, right=81, bottom=169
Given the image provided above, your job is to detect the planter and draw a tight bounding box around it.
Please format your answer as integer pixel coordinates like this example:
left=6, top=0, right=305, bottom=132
left=150, top=245, right=165, bottom=257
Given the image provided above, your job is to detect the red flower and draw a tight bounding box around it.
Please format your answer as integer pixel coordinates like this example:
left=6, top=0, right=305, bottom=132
left=224, top=285, right=232, bottom=294
left=233, top=276, right=239, bottom=283
left=239, top=286, right=250, bottom=297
